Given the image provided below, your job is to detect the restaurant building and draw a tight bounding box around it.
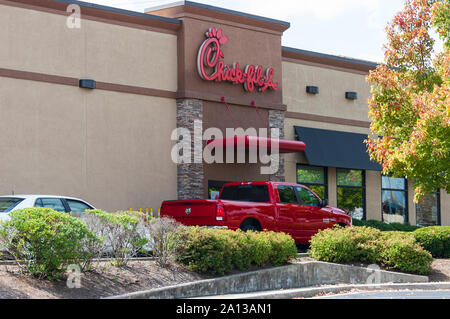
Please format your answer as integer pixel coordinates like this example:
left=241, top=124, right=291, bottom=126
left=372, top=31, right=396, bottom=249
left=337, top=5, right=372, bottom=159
left=0, top=0, right=447, bottom=225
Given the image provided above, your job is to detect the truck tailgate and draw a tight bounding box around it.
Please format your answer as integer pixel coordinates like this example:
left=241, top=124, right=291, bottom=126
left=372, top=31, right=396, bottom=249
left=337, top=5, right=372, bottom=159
left=161, top=200, right=219, bottom=225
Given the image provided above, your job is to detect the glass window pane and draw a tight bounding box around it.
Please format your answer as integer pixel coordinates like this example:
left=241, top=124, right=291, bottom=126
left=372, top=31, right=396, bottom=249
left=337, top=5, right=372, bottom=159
left=337, top=187, right=364, bottom=220
left=382, top=190, right=407, bottom=223
left=0, top=198, right=24, bottom=213
left=382, top=176, right=405, bottom=190
left=416, top=193, right=439, bottom=226
left=277, top=186, right=298, bottom=204
left=296, top=187, right=321, bottom=207
left=297, top=165, right=325, bottom=185
left=337, top=169, right=363, bottom=187
left=307, top=185, right=325, bottom=200
left=36, top=198, right=66, bottom=212
left=66, top=200, right=92, bottom=213
left=220, top=185, right=270, bottom=203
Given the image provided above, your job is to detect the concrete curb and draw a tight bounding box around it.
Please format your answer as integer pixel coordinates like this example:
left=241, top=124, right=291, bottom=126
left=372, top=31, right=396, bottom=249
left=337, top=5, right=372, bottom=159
left=106, top=261, right=428, bottom=299
left=196, top=282, right=450, bottom=299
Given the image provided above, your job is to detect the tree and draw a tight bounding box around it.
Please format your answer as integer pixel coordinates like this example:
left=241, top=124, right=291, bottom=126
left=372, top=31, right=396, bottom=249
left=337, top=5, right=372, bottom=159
left=366, top=0, right=450, bottom=202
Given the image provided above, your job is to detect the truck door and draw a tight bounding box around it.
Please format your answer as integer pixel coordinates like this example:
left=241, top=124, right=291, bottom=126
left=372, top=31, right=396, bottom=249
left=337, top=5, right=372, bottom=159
left=275, top=185, right=307, bottom=241
left=294, top=186, right=334, bottom=237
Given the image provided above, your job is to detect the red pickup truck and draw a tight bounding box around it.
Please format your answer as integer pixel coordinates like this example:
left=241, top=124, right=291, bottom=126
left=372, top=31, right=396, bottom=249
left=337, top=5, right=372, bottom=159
left=160, top=181, right=351, bottom=244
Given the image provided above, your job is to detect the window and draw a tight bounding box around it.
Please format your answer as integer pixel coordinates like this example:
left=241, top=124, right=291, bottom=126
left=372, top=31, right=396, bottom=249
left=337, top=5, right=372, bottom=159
left=295, top=186, right=321, bottom=207
left=277, top=186, right=298, bottom=204
left=220, top=184, right=270, bottom=203
left=0, top=198, right=24, bottom=213
left=66, top=199, right=92, bottom=213
left=35, top=198, right=66, bottom=212
left=208, top=180, right=231, bottom=200
left=296, top=165, right=327, bottom=200
left=416, top=190, right=440, bottom=226
left=382, top=176, right=408, bottom=224
left=337, top=169, right=365, bottom=220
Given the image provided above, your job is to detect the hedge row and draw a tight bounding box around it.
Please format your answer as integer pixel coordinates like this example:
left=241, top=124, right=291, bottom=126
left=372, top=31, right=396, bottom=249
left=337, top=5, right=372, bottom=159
left=351, top=219, right=450, bottom=258
left=309, top=226, right=433, bottom=275
left=352, top=219, right=420, bottom=232
left=0, top=208, right=155, bottom=279
left=0, top=208, right=297, bottom=279
left=173, top=227, right=298, bottom=275
left=413, top=226, right=450, bottom=258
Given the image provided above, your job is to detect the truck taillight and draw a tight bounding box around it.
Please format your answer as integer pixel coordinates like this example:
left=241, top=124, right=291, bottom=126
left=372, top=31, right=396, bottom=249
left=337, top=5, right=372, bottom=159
left=216, top=205, right=226, bottom=221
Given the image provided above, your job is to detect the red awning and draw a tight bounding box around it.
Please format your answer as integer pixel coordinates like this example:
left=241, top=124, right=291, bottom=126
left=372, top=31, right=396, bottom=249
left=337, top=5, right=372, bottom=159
left=206, top=136, right=306, bottom=153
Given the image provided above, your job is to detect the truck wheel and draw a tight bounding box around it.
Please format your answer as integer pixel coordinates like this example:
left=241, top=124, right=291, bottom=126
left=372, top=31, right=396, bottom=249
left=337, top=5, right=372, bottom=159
left=240, top=219, right=261, bottom=232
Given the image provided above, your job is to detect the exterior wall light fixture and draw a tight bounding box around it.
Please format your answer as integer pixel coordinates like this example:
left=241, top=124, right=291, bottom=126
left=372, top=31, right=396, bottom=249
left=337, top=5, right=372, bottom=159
left=345, top=91, right=357, bottom=100
left=79, top=79, right=96, bottom=89
left=306, top=86, right=319, bottom=94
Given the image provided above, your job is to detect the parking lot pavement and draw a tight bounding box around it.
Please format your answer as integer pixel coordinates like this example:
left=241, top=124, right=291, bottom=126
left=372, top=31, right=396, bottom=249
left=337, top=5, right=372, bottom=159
left=313, top=290, right=450, bottom=299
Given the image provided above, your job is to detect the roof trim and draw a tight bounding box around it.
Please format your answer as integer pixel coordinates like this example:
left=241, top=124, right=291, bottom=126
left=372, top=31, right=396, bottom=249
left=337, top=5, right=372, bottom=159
left=282, top=46, right=379, bottom=73
left=146, top=1, right=290, bottom=34
left=0, top=0, right=181, bottom=33
left=54, top=0, right=181, bottom=25
left=147, top=1, right=290, bottom=27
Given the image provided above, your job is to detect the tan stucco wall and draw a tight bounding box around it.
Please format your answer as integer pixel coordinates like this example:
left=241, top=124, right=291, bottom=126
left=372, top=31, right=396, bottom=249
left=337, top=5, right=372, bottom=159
left=0, top=4, right=177, bottom=91
left=0, top=77, right=177, bottom=212
left=366, top=170, right=381, bottom=220
left=282, top=61, right=371, bottom=122
left=327, top=167, right=337, bottom=207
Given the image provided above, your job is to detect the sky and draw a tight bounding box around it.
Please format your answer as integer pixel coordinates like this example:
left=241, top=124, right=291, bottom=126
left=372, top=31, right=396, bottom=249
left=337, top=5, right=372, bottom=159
left=85, top=0, right=407, bottom=63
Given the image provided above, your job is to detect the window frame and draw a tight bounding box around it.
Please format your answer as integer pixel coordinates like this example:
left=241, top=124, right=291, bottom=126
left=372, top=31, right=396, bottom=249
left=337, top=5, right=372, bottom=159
left=336, top=168, right=366, bottom=220
left=296, top=164, right=328, bottom=201
left=381, top=175, right=409, bottom=224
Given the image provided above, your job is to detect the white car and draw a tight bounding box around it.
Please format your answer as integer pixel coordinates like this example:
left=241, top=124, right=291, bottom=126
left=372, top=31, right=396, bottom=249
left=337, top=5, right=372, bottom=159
left=0, top=195, right=96, bottom=221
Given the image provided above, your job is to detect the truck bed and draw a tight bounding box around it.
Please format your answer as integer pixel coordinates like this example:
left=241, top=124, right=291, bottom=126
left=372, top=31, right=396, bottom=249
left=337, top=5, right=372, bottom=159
left=160, top=199, right=220, bottom=225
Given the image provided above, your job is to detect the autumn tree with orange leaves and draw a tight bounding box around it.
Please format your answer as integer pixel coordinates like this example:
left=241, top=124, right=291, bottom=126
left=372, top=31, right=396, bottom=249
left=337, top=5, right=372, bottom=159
left=366, top=0, right=449, bottom=202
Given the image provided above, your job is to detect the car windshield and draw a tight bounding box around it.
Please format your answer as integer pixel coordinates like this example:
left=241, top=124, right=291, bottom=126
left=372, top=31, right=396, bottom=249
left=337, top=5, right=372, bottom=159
left=0, top=198, right=24, bottom=213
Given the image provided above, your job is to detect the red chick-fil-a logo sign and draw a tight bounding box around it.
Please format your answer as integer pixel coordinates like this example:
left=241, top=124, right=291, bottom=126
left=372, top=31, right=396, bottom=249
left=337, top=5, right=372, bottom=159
left=197, top=27, right=278, bottom=93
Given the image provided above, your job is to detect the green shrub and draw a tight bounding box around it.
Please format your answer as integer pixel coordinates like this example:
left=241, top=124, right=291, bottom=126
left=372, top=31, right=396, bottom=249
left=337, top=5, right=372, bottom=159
left=309, top=226, right=432, bottom=275
left=174, top=227, right=235, bottom=275
left=351, top=219, right=419, bottom=232
left=309, top=226, right=382, bottom=264
left=261, top=231, right=300, bottom=266
left=389, top=222, right=420, bottom=232
left=379, top=232, right=432, bottom=275
left=0, top=208, right=98, bottom=279
left=173, top=227, right=297, bottom=275
left=413, top=226, right=450, bottom=258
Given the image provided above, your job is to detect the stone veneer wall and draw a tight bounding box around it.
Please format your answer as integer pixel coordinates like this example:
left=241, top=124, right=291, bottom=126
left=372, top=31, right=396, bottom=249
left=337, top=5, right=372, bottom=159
left=269, top=109, right=286, bottom=182
left=176, top=99, right=204, bottom=200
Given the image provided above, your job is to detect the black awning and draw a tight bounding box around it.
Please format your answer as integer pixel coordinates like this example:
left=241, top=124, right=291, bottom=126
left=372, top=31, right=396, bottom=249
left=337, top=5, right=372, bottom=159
left=294, top=126, right=381, bottom=171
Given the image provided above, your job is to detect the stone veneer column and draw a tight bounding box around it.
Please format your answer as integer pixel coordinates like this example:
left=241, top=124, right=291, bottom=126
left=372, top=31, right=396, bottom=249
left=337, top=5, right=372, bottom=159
left=176, top=99, right=204, bottom=200
left=268, top=109, right=285, bottom=182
